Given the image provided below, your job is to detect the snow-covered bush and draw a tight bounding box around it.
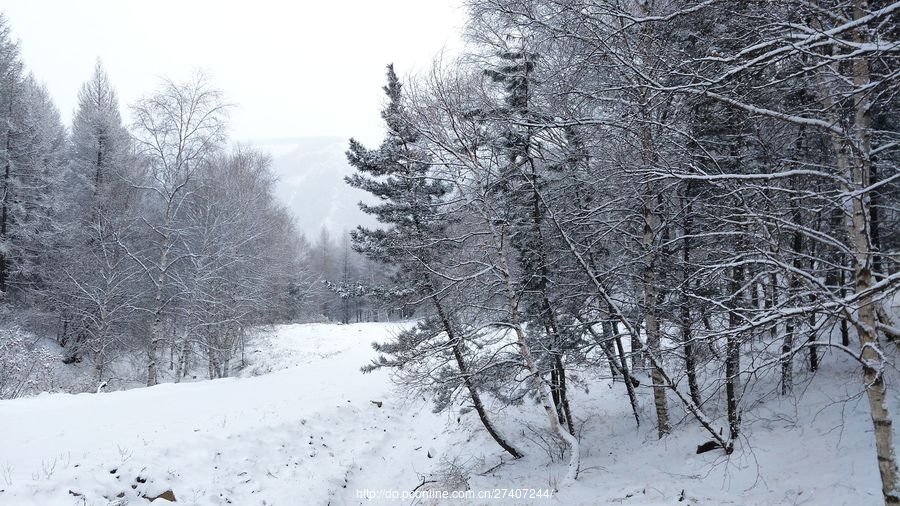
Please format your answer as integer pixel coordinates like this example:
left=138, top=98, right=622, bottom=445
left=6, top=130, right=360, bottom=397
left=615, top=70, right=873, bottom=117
left=0, top=327, right=55, bottom=399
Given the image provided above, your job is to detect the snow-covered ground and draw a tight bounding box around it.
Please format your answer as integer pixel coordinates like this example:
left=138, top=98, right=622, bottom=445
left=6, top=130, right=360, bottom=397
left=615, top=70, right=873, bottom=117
left=0, top=322, right=889, bottom=505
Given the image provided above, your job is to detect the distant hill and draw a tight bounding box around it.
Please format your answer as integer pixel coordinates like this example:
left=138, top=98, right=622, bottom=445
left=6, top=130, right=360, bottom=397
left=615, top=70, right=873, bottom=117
left=251, top=136, right=379, bottom=239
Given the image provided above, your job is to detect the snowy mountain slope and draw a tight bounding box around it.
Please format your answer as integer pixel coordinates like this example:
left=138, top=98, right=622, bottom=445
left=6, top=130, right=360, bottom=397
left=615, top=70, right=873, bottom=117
left=251, top=137, right=379, bottom=238
left=0, top=323, right=889, bottom=505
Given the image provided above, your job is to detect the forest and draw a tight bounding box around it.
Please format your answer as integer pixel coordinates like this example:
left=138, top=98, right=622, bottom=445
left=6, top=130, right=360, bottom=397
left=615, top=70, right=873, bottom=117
left=343, top=0, right=900, bottom=503
left=0, top=0, right=898, bottom=504
left=0, top=14, right=319, bottom=390
left=0, top=9, right=406, bottom=391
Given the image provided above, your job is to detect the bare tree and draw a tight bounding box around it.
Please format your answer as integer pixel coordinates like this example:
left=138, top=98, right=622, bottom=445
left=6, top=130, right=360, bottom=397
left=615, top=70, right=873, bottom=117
left=130, top=72, right=228, bottom=386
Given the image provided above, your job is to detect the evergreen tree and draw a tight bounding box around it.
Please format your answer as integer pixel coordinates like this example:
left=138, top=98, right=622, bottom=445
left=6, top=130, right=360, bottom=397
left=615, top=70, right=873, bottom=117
left=347, top=64, right=522, bottom=459
left=69, top=60, right=131, bottom=210
left=55, top=61, right=139, bottom=371
left=3, top=75, right=66, bottom=298
left=0, top=14, right=25, bottom=295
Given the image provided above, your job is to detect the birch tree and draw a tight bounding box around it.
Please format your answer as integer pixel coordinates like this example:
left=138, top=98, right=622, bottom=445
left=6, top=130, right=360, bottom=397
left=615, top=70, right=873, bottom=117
left=130, top=72, right=228, bottom=386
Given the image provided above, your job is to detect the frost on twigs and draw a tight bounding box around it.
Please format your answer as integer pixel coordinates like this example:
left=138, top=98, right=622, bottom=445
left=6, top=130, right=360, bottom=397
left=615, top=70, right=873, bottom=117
left=0, top=327, right=54, bottom=399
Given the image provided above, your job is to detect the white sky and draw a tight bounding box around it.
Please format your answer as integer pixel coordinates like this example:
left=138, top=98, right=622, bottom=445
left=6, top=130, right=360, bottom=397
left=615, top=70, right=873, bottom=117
left=2, top=0, right=466, bottom=146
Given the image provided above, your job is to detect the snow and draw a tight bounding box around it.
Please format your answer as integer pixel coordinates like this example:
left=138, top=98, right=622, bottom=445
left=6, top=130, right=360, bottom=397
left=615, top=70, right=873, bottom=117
left=0, top=322, right=455, bottom=505
left=0, top=322, right=890, bottom=505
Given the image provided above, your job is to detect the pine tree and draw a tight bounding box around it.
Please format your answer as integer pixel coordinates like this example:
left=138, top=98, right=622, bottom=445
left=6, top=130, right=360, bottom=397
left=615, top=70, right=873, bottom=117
left=3, top=75, right=66, bottom=298
left=69, top=60, right=131, bottom=208
left=55, top=61, right=138, bottom=372
left=347, top=64, right=522, bottom=459
left=0, top=14, right=24, bottom=295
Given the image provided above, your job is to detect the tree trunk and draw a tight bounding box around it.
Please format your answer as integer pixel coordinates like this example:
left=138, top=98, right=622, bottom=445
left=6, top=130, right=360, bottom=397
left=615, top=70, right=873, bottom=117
left=847, top=4, right=900, bottom=499
left=524, top=141, right=575, bottom=437
left=0, top=105, right=12, bottom=293
left=781, top=321, right=794, bottom=396
left=148, top=266, right=165, bottom=386
left=807, top=306, right=818, bottom=373
left=542, top=300, right=574, bottom=436
left=508, top=296, right=579, bottom=484
left=851, top=171, right=899, bottom=502
left=840, top=263, right=850, bottom=347
left=643, top=188, right=669, bottom=438
left=630, top=329, right=645, bottom=370
left=431, top=294, right=522, bottom=460
left=177, top=334, right=191, bottom=382
left=681, top=191, right=701, bottom=407
left=781, top=203, right=804, bottom=394
left=591, top=322, right=640, bottom=427
left=683, top=311, right=701, bottom=408
left=726, top=264, right=742, bottom=440
left=491, top=228, right=578, bottom=483
left=148, top=202, right=176, bottom=386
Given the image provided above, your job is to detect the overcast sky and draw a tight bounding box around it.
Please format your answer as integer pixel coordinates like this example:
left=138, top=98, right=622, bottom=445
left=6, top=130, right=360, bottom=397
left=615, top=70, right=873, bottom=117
left=2, top=0, right=465, bottom=146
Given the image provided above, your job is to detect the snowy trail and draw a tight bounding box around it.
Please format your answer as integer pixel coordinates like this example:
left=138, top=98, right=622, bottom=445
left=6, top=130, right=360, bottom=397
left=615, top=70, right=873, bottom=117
left=0, top=322, right=453, bottom=505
